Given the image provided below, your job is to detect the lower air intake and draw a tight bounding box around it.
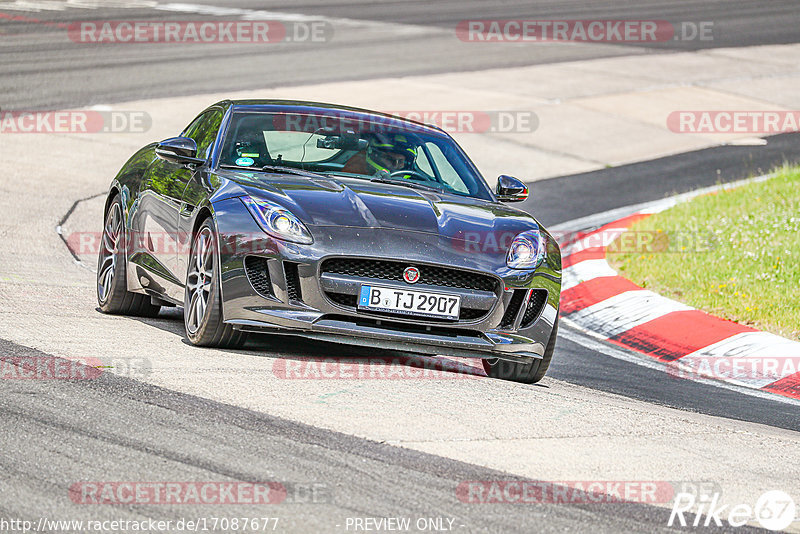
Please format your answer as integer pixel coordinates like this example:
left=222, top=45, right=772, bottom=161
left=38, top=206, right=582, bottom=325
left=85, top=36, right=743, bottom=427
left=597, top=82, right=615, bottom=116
left=521, top=289, right=548, bottom=328
left=244, top=256, right=273, bottom=298
left=284, top=262, right=303, bottom=302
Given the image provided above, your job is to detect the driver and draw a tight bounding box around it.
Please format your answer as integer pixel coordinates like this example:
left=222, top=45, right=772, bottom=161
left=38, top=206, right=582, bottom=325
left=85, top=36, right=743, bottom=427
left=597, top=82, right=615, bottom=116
left=341, top=133, right=417, bottom=176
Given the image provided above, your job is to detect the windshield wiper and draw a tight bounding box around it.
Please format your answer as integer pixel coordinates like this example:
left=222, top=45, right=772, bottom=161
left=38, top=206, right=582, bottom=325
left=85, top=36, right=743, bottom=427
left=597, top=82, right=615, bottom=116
left=219, top=164, right=254, bottom=171
left=369, top=176, right=442, bottom=193
left=261, top=164, right=329, bottom=178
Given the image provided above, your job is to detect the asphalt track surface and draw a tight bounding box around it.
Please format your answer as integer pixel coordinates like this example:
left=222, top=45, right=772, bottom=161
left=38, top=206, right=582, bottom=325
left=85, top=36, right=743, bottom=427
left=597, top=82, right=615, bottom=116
left=4, top=338, right=764, bottom=534
left=2, top=0, right=800, bottom=109
left=1, top=1, right=800, bottom=533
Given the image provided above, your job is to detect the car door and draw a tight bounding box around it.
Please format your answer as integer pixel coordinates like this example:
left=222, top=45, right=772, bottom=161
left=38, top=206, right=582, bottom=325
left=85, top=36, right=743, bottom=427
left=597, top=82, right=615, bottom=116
left=132, top=110, right=215, bottom=301
left=176, top=108, right=225, bottom=288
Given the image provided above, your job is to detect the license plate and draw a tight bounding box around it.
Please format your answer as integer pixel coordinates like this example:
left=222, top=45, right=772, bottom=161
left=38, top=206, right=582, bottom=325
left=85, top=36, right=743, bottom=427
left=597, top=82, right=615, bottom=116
left=358, top=285, right=461, bottom=320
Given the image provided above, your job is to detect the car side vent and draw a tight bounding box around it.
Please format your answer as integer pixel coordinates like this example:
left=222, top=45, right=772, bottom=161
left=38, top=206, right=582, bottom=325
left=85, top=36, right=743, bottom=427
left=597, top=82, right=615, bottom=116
left=499, top=289, right=527, bottom=329
left=521, top=289, right=548, bottom=328
left=284, top=262, right=303, bottom=302
left=244, top=256, right=273, bottom=298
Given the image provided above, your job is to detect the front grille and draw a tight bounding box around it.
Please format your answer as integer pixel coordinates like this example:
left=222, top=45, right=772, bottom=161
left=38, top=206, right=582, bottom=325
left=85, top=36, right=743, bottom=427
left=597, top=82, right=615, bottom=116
left=284, top=262, right=303, bottom=302
left=499, top=289, right=526, bottom=329
left=459, top=308, right=487, bottom=320
left=244, top=256, right=273, bottom=298
left=326, top=292, right=357, bottom=308
left=521, top=289, right=548, bottom=328
left=321, top=258, right=498, bottom=292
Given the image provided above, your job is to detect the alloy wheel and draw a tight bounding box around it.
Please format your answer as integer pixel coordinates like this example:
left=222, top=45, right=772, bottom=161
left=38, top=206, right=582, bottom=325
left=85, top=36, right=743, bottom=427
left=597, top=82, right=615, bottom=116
left=186, top=227, right=214, bottom=334
left=97, top=203, right=122, bottom=303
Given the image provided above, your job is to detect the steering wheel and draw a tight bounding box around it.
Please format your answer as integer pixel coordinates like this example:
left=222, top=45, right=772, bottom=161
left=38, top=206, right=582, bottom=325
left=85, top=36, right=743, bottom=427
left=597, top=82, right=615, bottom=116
left=389, top=170, right=434, bottom=182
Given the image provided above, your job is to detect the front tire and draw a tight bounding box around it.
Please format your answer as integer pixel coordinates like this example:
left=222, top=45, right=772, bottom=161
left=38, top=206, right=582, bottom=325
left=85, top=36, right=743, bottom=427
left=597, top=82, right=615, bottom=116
left=97, top=194, right=160, bottom=317
left=483, top=315, right=559, bottom=384
left=184, top=218, right=247, bottom=348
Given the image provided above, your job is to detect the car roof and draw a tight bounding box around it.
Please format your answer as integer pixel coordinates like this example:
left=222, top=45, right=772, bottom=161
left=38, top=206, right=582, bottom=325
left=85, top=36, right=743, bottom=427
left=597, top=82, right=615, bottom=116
left=214, top=99, right=446, bottom=134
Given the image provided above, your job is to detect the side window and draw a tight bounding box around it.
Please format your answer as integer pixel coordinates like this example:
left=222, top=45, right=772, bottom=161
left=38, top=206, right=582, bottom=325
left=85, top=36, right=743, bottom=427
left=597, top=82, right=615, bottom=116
left=425, top=142, right=469, bottom=194
left=197, top=110, right=223, bottom=158
left=181, top=109, right=223, bottom=159
left=182, top=113, right=207, bottom=141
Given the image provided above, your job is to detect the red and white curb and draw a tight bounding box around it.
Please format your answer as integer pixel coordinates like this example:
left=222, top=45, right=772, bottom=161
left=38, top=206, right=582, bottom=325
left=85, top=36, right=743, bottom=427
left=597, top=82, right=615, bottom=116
left=559, top=212, right=800, bottom=401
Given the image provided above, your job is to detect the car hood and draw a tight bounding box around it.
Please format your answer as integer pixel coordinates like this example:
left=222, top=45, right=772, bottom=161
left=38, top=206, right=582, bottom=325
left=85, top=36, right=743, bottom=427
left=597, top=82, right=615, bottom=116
left=214, top=169, right=541, bottom=242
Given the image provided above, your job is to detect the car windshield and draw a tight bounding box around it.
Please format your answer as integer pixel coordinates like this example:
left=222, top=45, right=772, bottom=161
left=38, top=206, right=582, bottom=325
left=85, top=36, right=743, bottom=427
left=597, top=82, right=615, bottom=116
left=218, top=110, right=493, bottom=200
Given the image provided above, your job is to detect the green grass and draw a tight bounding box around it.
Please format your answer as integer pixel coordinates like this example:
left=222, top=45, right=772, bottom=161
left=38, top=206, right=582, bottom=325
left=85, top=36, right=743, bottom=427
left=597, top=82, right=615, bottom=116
left=608, top=165, right=800, bottom=341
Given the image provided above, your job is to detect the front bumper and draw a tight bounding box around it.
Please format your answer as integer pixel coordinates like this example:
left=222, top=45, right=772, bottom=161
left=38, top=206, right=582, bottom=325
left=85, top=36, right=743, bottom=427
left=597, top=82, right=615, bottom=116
left=213, top=197, right=561, bottom=362
left=227, top=309, right=556, bottom=363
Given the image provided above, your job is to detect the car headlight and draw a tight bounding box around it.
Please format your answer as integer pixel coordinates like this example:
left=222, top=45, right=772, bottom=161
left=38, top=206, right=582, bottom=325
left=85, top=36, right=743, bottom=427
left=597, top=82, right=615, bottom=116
left=241, top=196, right=313, bottom=245
left=506, top=229, right=545, bottom=269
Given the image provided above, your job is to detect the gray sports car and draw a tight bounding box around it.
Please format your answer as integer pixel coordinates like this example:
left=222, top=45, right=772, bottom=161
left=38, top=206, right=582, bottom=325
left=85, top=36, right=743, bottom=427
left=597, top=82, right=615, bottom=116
left=97, top=100, right=561, bottom=383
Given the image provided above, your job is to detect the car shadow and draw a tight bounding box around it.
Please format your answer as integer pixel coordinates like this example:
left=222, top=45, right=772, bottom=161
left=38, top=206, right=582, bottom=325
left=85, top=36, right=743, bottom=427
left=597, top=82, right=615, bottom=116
left=109, top=306, right=489, bottom=380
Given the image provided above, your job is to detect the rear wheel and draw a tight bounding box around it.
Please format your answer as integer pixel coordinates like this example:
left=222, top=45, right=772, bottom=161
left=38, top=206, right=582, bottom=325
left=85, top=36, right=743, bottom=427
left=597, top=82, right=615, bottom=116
left=184, top=219, right=247, bottom=348
left=483, top=315, right=559, bottom=384
left=97, top=195, right=161, bottom=317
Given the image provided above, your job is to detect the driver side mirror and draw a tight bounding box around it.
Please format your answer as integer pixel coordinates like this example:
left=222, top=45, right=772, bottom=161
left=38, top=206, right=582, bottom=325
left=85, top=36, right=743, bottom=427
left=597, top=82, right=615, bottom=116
left=496, top=175, right=529, bottom=202
left=155, top=137, right=206, bottom=166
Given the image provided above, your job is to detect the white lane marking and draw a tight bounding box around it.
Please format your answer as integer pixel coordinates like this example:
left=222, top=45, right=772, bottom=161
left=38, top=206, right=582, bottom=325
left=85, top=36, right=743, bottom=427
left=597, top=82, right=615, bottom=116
left=154, top=3, right=252, bottom=17
left=561, top=258, right=617, bottom=291
left=559, top=322, right=800, bottom=407
left=0, top=0, right=68, bottom=10
left=675, top=332, right=800, bottom=388
left=153, top=2, right=435, bottom=35
left=0, top=0, right=436, bottom=36
left=567, top=290, right=693, bottom=338
left=67, top=0, right=158, bottom=6
left=724, top=137, right=768, bottom=146
left=638, top=204, right=672, bottom=214
left=0, top=0, right=156, bottom=11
